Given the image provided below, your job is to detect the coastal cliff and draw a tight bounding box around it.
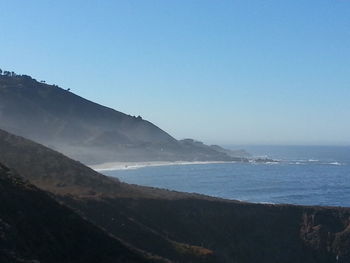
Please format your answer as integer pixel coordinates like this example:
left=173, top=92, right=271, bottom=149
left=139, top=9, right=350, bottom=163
left=0, top=73, right=243, bottom=164
left=1, top=128, right=349, bottom=262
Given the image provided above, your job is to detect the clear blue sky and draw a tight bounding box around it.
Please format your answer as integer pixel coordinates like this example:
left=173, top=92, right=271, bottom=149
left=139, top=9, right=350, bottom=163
left=1, top=0, right=349, bottom=145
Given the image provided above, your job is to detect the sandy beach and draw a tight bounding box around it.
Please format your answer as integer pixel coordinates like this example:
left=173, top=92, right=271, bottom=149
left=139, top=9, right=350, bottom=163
left=90, top=160, right=232, bottom=172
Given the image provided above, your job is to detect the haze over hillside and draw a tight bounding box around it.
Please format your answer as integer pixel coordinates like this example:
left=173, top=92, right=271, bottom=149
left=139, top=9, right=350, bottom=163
left=0, top=72, right=247, bottom=164
left=1, top=128, right=350, bottom=262
left=1, top=1, right=349, bottom=262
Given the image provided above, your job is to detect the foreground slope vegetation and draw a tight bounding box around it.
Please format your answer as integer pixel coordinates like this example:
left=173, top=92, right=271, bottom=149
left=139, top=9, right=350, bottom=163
left=1, top=129, right=350, bottom=262
left=0, top=163, right=151, bottom=263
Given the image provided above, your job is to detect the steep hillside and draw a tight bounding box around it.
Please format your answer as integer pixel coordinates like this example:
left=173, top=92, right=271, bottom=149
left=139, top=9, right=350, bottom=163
left=1, top=128, right=350, bottom=262
left=0, top=128, right=205, bottom=199
left=0, top=128, right=218, bottom=262
left=0, top=163, right=151, bottom=263
left=0, top=73, right=237, bottom=164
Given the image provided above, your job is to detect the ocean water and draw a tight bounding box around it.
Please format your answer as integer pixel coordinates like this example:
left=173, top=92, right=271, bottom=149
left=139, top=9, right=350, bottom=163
left=104, top=146, right=350, bottom=207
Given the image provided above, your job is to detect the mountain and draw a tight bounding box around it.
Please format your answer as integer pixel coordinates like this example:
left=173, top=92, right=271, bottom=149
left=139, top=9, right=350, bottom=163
left=1, top=128, right=350, bottom=263
left=0, top=73, right=242, bottom=164
left=0, top=162, right=153, bottom=263
left=208, top=144, right=251, bottom=158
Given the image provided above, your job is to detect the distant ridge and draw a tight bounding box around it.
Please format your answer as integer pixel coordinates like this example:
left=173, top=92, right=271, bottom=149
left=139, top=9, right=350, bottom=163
left=0, top=72, right=244, bottom=164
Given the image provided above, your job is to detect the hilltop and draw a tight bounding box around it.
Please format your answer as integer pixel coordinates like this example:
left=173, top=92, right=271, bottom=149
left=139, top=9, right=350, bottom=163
left=0, top=72, right=245, bottom=164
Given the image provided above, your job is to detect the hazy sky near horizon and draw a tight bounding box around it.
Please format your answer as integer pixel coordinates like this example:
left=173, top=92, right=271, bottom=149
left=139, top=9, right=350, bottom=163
left=1, top=0, right=349, bottom=145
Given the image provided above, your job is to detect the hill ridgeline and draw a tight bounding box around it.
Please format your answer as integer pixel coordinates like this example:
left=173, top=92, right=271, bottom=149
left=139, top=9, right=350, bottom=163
left=0, top=73, right=246, bottom=164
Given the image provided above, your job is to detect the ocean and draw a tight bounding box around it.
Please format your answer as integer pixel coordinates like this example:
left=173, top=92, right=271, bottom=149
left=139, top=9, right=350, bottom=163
left=104, top=146, right=350, bottom=207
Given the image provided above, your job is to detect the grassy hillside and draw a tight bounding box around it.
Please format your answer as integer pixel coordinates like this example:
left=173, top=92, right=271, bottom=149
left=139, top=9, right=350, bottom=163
left=1, top=128, right=350, bottom=262
left=0, top=163, right=152, bottom=263
left=0, top=74, right=237, bottom=164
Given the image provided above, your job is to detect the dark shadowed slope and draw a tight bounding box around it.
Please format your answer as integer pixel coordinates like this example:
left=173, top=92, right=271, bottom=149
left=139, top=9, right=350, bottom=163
left=0, top=128, right=205, bottom=199
left=1, top=128, right=350, bottom=262
left=0, top=163, right=152, bottom=263
left=0, top=73, right=238, bottom=164
left=0, top=129, right=218, bottom=262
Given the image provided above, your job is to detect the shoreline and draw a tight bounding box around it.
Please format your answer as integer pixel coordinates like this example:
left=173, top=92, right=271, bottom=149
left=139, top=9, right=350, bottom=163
left=90, top=160, right=233, bottom=172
